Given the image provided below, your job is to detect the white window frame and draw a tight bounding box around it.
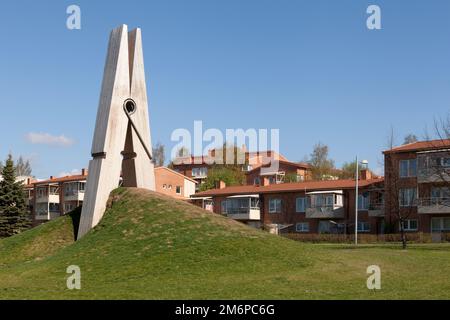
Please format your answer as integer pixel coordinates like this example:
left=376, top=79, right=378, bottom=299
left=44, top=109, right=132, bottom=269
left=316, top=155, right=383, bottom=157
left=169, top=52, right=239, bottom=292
left=402, top=219, right=418, bottom=232
left=431, top=217, right=450, bottom=232
left=295, top=222, right=309, bottom=233
left=269, top=198, right=282, bottom=213
left=357, top=221, right=370, bottom=232
left=295, top=197, right=306, bottom=213
left=358, top=193, right=369, bottom=210
left=399, top=159, right=417, bottom=178
left=399, top=188, right=417, bottom=207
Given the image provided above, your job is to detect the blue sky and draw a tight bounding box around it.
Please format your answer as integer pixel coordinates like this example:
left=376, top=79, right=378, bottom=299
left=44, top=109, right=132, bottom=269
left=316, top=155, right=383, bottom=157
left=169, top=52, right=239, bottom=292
left=1, top=0, right=450, bottom=178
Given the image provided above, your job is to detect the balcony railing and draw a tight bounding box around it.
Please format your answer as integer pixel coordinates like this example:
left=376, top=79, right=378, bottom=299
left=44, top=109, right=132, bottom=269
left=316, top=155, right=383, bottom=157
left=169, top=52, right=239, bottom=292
left=223, top=207, right=261, bottom=220
left=418, top=197, right=450, bottom=214
left=305, top=205, right=345, bottom=219
left=418, top=167, right=450, bottom=183
left=368, top=202, right=385, bottom=217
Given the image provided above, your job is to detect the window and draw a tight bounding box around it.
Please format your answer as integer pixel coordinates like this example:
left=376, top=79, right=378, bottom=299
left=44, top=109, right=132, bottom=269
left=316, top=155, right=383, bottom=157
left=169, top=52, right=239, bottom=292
left=310, top=194, right=338, bottom=207
left=357, top=222, right=370, bottom=232
left=431, top=187, right=450, bottom=199
left=168, top=185, right=172, bottom=189
left=192, top=167, right=208, bottom=177
left=402, top=219, right=418, bottom=231
left=295, top=222, right=309, bottom=233
left=64, top=203, right=74, bottom=213
left=399, top=188, right=417, bottom=207
left=49, top=203, right=60, bottom=212
left=399, top=159, right=417, bottom=178
left=162, top=184, right=167, bottom=189
left=296, top=197, right=306, bottom=213
left=254, top=177, right=261, bottom=185
left=431, top=218, right=450, bottom=232
left=269, top=176, right=276, bottom=184
left=221, top=198, right=259, bottom=214
left=269, top=198, right=282, bottom=213
left=442, top=157, right=450, bottom=167
left=49, top=186, right=59, bottom=195
left=37, top=187, right=46, bottom=198
left=358, top=193, right=369, bottom=210
left=318, top=221, right=331, bottom=234
left=176, top=186, right=181, bottom=194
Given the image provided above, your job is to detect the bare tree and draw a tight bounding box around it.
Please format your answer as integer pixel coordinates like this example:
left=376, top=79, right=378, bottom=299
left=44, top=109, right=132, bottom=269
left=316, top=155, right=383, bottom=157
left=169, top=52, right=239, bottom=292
left=308, top=142, right=335, bottom=180
left=15, top=156, right=32, bottom=176
left=0, top=156, right=32, bottom=177
left=152, top=143, right=165, bottom=167
left=385, top=128, right=416, bottom=250
left=403, top=134, right=418, bottom=145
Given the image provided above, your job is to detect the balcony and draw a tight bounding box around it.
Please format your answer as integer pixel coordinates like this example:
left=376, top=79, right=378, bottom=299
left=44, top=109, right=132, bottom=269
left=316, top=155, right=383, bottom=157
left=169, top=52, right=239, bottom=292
left=368, top=203, right=385, bottom=217
left=222, top=196, right=261, bottom=220
left=306, top=205, right=345, bottom=219
left=418, top=197, right=450, bottom=214
left=64, top=190, right=85, bottom=201
left=36, top=194, right=60, bottom=203
left=225, top=207, right=261, bottom=220
left=418, top=167, right=450, bottom=183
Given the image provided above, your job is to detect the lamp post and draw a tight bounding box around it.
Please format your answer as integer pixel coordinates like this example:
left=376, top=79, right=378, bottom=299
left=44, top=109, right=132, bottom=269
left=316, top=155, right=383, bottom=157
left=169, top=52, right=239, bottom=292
left=355, top=157, right=368, bottom=245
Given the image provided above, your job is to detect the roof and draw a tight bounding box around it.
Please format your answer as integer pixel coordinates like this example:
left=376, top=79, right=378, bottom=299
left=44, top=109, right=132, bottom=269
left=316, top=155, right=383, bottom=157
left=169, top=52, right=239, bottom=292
left=33, top=174, right=87, bottom=185
left=383, top=139, right=450, bottom=154
left=155, top=166, right=198, bottom=184
left=172, top=150, right=288, bottom=166
left=192, top=177, right=384, bottom=197
left=246, top=159, right=310, bottom=174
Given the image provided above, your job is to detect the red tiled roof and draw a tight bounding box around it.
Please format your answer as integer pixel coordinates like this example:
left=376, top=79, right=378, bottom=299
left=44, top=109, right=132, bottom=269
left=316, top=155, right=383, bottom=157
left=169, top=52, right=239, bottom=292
left=172, top=150, right=288, bottom=166
left=34, top=174, right=87, bottom=185
left=383, top=139, right=450, bottom=154
left=246, top=160, right=310, bottom=174
left=192, top=177, right=384, bottom=197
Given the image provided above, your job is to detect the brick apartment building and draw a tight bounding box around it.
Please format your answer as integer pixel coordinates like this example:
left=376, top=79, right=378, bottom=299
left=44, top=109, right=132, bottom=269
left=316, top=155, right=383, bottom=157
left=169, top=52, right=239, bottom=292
left=192, top=169, right=384, bottom=234
left=245, top=160, right=311, bottom=185
left=384, top=139, right=450, bottom=236
left=29, top=170, right=88, bottom=225
left=27, top=167, right=196, bottom=226
left=171, top=149, right=288, bottom=189
left=154, top=166, right=197, bottom=199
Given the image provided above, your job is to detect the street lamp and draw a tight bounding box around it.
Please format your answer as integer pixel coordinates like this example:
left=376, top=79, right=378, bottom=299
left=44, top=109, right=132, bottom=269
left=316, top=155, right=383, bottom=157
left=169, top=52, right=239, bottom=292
left=355, top=157, right=368, bottom=245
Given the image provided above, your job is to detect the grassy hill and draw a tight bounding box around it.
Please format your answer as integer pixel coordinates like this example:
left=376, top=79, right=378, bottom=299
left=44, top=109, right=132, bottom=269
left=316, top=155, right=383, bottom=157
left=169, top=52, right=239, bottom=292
left=0, top=187, right=449, bottom=299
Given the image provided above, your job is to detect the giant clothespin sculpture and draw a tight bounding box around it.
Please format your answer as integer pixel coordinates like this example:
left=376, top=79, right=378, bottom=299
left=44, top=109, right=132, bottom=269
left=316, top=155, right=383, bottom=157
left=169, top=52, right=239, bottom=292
left=77, top=25, right=155, bottom=239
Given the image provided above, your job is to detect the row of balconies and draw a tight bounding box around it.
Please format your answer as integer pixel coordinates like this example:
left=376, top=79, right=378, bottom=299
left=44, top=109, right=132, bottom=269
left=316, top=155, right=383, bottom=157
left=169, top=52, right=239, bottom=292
left=221, top=198, right=450, bottom=220
left=34, top=191, right=85, bottom=203
left=418, top=167, right=450, bottom=183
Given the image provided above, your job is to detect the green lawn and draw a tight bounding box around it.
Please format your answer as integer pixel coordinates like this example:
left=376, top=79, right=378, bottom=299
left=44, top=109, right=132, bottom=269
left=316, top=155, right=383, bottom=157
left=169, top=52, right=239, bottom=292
left=0, top=187, right=449, bottom=299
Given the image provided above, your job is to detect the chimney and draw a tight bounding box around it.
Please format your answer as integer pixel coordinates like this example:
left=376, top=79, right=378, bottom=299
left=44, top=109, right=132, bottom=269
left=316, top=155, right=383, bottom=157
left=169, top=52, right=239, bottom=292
left=50, top=176, right=54, bottom=180
left=360, top=169, right=372, bottom=180
left=262, top=177, right=270, bottom=186
left=81, top=168, right=87, bottom=176
left=216, top=180, right=226, bottom=189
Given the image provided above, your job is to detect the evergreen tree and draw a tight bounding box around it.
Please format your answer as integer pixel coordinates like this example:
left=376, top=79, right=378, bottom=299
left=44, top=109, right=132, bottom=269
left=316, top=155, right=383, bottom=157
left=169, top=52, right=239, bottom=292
left=0, top=155, right=31, bottom=237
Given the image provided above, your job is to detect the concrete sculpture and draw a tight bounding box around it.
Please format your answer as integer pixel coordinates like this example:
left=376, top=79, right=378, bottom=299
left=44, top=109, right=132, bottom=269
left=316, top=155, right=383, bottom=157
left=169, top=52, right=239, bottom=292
left=77, top=25, right=155, bottom=239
